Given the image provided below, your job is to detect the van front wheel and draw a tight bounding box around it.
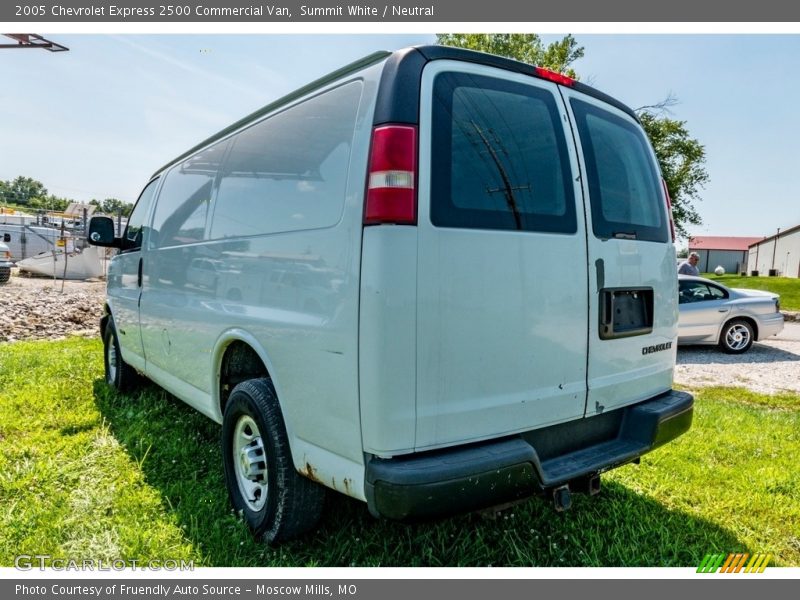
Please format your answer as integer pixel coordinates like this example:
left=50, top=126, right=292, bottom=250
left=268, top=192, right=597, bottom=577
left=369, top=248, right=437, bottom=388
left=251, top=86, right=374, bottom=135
left=222, top=378, right=325, bottom=544
left=103, top=319, right=141, bottom=392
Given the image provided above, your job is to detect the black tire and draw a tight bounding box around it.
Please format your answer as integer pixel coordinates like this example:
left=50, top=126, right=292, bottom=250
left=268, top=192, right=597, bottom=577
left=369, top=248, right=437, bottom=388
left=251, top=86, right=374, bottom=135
left=222, top=378, right=325, bottom=544
left=719, top=319, right=754, bottom=354
left=103, top=318, right=142, bottom=392
left=0, top=267, right=10, bottom=284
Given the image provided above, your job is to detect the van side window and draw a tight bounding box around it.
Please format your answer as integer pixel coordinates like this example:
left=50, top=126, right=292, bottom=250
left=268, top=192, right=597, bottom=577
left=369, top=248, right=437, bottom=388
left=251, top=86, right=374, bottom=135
left=123, top=178, right=159, bottom=251
left=150, top=142, right=227, bottom=248
left=570, top=100, right=668, bottom=243
left=209, top=81, right=363, bottom=240
left=430, top=72, right=577, bottom=233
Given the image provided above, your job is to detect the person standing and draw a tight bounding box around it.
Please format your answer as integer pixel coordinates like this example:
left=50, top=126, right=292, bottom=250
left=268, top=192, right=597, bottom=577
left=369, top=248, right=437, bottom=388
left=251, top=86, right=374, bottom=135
left=678, top=252, right=701, bottom=276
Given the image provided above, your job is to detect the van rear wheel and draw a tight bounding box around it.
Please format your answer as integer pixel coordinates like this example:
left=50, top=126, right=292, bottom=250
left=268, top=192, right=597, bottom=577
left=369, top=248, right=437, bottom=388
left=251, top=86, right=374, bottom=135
left=222, top=378, right=325, bottom=544
left=103, top=319, right=141, bottom=392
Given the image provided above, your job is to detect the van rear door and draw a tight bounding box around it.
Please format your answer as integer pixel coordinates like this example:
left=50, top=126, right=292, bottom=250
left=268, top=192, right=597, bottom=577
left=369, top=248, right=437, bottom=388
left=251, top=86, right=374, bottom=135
left=415, top=61, right=589, bottom=451
left=563, top=91, right=677, bottom=417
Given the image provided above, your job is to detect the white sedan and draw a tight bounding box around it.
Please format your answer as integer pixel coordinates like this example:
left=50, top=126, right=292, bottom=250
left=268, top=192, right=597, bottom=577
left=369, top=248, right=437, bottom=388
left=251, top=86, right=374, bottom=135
left=678, top=275, right=784, bottom=354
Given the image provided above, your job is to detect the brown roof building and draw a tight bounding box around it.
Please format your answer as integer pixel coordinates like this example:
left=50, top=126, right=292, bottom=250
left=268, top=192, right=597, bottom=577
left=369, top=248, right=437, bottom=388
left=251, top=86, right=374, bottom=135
left=688, top=236, right=762, bottom=274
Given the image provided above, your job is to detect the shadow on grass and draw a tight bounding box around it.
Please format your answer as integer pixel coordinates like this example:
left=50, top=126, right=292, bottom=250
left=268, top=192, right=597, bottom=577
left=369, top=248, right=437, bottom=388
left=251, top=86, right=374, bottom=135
left=94, top=379, right=746, bottom=567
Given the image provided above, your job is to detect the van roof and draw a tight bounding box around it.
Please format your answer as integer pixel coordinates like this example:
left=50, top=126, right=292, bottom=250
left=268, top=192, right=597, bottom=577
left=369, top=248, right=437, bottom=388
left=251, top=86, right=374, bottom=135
left=152, top=50, right=391, bottom=177
left=414, top=45, right=637, bottom=120
left=153, top=44, right=639, bottom=178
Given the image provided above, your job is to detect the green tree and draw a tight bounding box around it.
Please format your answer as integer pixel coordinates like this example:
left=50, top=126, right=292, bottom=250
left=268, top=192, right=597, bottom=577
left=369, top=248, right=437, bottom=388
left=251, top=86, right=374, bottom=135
left=435, top=34, right=584, bottom=77
left=1, top=176, right=47, bottom=206
left=89, top=198, right=133, bottom=217
left=28, top=194, right=69, bottom=212
left=100, top=197, right=133, bottom=217
left=434, top=33, right=707, bottom=238
left=637, top=111, right=706, bottom=238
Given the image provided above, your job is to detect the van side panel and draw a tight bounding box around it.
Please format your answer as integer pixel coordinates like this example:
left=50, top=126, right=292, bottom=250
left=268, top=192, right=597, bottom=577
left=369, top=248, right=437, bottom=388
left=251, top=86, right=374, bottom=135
left=359, top=226, right=418, bottom=456
left=136, top=66, right=384, bottom=498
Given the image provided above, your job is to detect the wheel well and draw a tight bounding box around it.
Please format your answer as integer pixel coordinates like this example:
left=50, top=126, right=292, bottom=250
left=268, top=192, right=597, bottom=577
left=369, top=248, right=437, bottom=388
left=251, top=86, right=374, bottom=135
left=723, top=316, right=758, bottom=340
left=100, top=304, right=111, bottom=340
left=219, top=341, right=270, bottom=414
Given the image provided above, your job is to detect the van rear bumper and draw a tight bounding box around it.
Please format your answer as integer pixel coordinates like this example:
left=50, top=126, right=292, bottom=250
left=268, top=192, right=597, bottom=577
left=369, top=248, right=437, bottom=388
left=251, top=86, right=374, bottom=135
left=364, top=389, right=693, bottom=521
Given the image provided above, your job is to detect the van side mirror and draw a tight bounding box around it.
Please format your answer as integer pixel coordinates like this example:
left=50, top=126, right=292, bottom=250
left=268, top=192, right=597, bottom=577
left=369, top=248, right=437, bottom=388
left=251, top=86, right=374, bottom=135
left=87, top=216, right=121, bottom=248
left=2, top=233, right=9, bottom=243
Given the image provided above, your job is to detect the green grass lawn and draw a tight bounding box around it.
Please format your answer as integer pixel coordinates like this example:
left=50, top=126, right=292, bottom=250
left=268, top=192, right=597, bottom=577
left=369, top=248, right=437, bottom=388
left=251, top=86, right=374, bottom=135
left=701, top=273, right=800, bottom=311
left=1, top=337, right=798, bottom=567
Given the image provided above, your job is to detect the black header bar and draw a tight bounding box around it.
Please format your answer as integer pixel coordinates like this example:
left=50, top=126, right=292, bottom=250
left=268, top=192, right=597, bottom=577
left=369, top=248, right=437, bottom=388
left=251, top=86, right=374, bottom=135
left=3, top=0, right=800, bottom=22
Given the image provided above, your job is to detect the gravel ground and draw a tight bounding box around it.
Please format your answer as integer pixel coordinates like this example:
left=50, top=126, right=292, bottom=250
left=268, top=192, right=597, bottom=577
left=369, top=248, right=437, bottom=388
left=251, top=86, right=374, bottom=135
left=0, top=270, right=106, bottom=343
left=2, top=270, right=798, bottom=396
left=675, top=321, right=800, bottom=395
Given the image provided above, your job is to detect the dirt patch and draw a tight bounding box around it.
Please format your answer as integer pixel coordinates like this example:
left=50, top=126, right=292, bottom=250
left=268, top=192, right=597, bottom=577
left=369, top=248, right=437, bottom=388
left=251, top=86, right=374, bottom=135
left=675, top=322, right=800, bottom=395
left=0, top=270, right=105, bottom=343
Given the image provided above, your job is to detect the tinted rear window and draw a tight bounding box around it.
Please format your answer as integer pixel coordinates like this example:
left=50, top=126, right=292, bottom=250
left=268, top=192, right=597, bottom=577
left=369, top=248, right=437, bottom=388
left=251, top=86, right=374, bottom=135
left=430, top=72, right=576, bottom=233
left=571, top=99, right=668, bottom=243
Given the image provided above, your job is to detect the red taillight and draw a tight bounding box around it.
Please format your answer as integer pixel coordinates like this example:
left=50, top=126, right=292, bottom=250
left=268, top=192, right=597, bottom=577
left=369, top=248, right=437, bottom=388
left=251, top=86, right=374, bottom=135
left=662, top=178, right=676, bottom=242
left=364, top=125, right=417, bottom=225
left=533, top=67, right=575, bottom=87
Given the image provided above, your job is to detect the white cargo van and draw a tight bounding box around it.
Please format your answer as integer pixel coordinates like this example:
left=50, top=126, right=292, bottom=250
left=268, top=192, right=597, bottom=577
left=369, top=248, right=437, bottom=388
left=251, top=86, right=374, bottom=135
left=88, top=45, right=693, bottom=543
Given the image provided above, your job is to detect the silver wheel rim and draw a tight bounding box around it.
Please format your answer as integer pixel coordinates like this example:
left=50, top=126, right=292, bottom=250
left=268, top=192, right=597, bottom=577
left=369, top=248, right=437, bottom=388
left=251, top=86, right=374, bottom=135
left=233, top=415, right=268, bottom=511
left=725, top=324, right=751, bottom=351
left=107, top=337, right=118, bottom=384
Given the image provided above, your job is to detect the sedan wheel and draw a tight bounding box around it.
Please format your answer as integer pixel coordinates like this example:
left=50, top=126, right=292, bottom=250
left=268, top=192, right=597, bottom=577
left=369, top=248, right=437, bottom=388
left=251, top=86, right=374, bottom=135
left=719, top=319, right=754, bottom=354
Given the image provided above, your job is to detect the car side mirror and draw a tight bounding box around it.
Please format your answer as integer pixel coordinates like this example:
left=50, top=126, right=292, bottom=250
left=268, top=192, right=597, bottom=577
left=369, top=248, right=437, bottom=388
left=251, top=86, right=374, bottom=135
left=2, top=233, right=9, bottom=243
left=87, top=216, right=121, bottom=248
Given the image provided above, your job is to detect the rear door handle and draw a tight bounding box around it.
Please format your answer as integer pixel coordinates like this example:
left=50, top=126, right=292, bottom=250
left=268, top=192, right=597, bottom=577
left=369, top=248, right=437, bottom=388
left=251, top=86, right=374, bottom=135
left=718, top=308, right=729, bottom=312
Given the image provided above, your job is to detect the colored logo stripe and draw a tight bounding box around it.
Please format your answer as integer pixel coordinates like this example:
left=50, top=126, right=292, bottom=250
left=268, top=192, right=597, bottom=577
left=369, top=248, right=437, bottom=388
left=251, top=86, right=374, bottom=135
left=697, top=553, right=771, bottom=573
left=697, top=554, right=726, bottom=573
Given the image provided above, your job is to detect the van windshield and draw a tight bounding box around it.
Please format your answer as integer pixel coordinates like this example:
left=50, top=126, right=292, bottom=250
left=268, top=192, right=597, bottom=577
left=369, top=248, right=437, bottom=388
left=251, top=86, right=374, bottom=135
left=571, top=99, right=668, bottom=243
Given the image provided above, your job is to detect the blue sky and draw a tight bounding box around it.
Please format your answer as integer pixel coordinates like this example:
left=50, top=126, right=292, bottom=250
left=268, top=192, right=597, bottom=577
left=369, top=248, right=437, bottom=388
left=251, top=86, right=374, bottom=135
left=2, top=34, right=799, bottom=241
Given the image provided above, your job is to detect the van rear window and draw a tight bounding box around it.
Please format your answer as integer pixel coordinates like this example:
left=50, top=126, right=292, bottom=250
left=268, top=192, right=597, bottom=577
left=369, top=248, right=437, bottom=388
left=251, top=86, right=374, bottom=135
left=430, top=72, right=577, bottom=234
left=570, top=99, right=668, bottom=243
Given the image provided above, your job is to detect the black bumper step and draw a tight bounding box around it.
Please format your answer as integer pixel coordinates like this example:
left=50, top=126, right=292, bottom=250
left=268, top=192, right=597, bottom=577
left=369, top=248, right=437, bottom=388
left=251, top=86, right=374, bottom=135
left=365, top=389, right=693, bottom=521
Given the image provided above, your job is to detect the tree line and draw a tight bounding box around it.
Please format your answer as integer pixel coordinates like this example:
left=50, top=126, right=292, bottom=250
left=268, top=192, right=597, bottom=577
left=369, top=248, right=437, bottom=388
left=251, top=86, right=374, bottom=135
left=0, top=176, right=133, bottom=217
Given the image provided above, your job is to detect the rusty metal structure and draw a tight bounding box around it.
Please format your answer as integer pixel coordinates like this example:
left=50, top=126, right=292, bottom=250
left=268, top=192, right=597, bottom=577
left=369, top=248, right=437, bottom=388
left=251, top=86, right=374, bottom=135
left=1, top=34, right=69, bottom=52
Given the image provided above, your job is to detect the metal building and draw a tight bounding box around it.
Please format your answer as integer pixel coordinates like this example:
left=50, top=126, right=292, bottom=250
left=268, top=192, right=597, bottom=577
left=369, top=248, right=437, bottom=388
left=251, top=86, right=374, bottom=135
left=688, top=236, right=762, bottom=275
left=747, top=224, right=800, bottom=278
